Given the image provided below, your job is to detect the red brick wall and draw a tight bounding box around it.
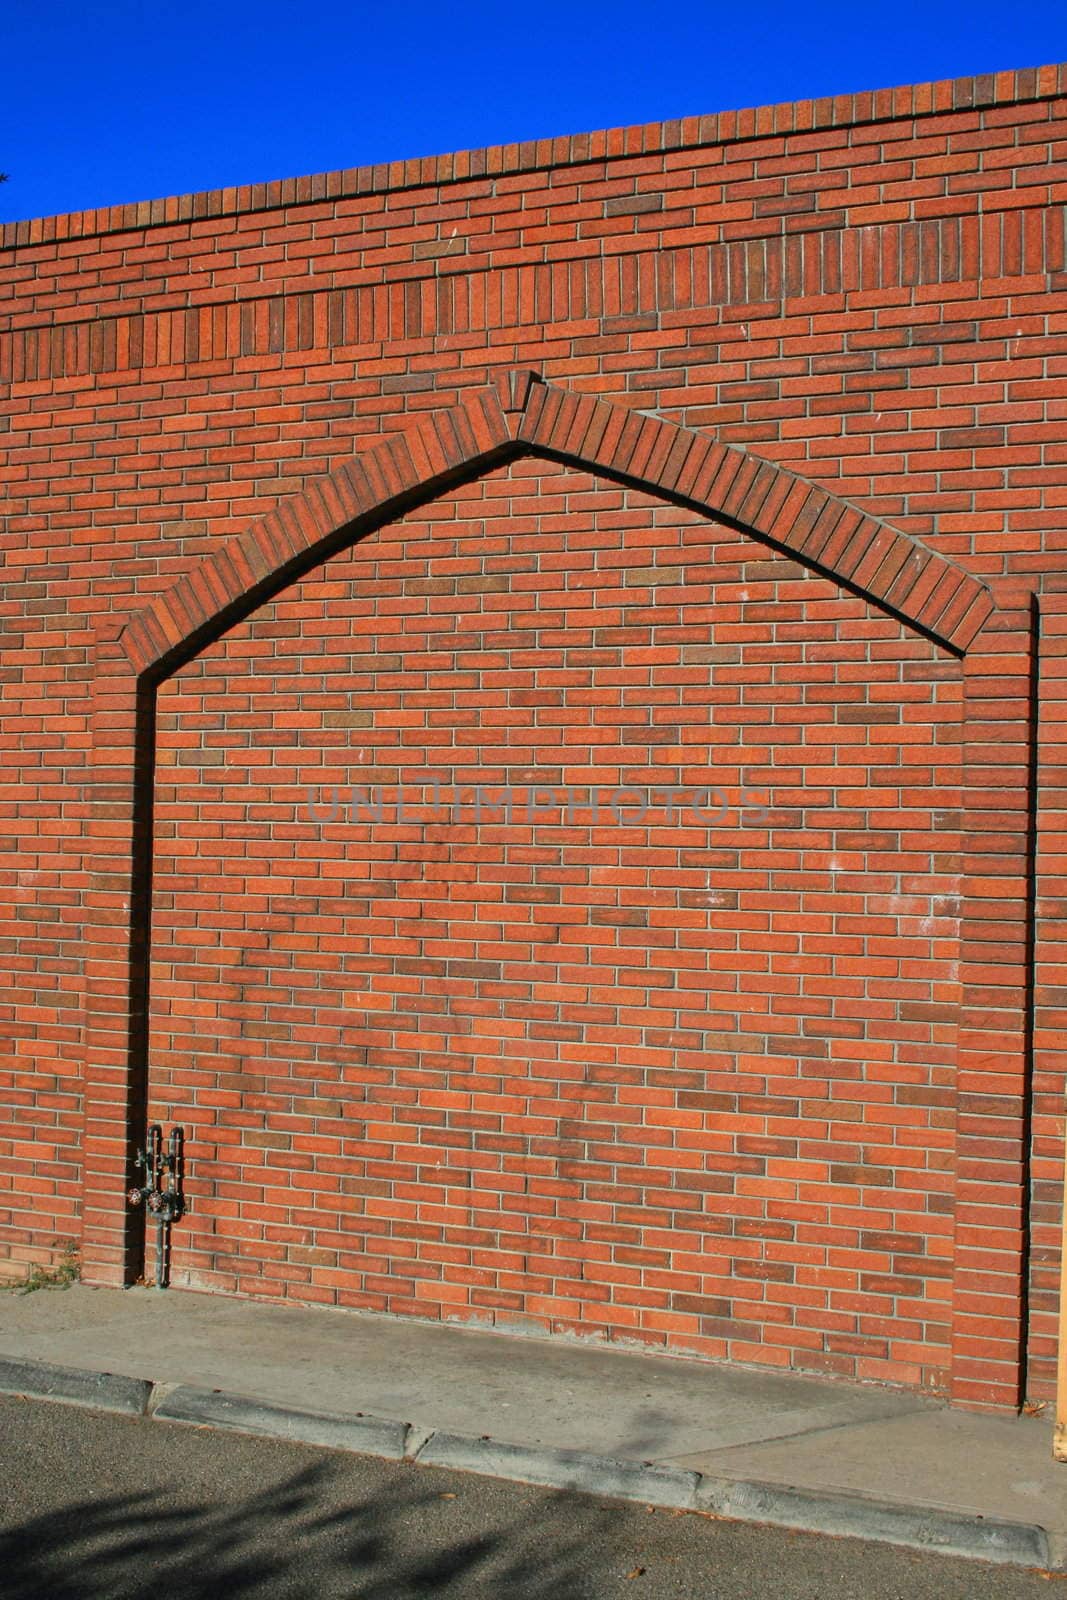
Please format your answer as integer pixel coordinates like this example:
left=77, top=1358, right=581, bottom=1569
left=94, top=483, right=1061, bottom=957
left=150, top=459, right=962, bottom=1386
left=2, top=63, right=1065, bottom=1405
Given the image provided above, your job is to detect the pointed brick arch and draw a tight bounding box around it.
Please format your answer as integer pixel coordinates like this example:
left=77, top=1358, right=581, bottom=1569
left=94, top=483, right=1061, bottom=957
left=118, top=370, right=992, bottom=680
left=82, top=371, right=1033, bottom=1412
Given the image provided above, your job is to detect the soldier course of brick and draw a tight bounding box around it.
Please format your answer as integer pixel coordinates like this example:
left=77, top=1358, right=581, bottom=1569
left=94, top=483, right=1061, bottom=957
left=2, top=63, right=1066, bottom=1413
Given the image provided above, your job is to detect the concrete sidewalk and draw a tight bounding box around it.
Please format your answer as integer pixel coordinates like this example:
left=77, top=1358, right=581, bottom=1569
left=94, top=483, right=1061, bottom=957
left=0, top=1283, right=1062, bottom=1570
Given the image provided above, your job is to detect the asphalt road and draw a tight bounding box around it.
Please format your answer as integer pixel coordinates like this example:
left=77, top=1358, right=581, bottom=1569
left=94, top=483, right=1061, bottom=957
left=0, top=1393, right=1060, bottom=1599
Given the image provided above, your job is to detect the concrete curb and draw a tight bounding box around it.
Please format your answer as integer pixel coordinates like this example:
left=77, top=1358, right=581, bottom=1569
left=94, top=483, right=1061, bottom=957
left=0, top=1354, right=1056, bottom=1571
left=417, top=1430, right=701, bottom=1509
left=153, top=1384, right=410, bottom=1459
left=0, top=1355, right=152, bottom=1416
left=695, top=1472, right=1052, bottom=1570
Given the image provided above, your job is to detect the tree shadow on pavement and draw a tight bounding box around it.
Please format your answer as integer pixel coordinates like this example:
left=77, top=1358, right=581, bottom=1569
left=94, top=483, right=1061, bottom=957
left=0, top=1402, right=1057, bottom=1600
left=0, top=1453, right=636, bottom=1600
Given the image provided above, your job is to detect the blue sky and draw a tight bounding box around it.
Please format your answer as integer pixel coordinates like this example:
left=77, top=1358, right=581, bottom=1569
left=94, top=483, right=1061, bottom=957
left=3, top=0, right=1065, bottom=222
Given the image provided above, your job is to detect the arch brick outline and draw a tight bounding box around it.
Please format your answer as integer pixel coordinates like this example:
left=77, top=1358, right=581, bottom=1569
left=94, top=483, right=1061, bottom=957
left=82, top=370, right=1035, bottom=1410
